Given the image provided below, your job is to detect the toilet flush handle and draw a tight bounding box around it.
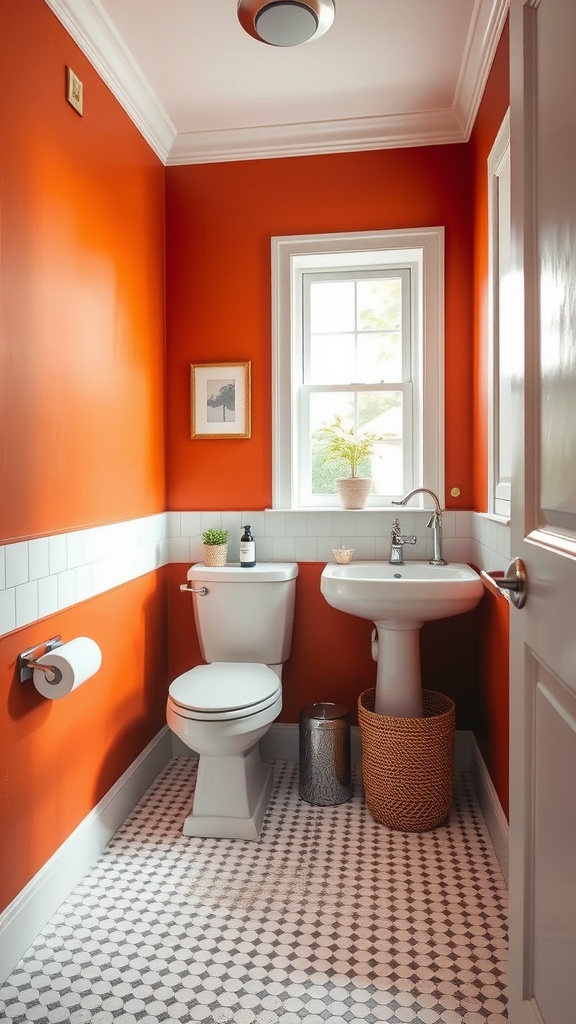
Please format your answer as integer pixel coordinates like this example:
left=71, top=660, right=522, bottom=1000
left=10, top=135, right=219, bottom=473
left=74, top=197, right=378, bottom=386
left=179, top=584, right=209, bottom=596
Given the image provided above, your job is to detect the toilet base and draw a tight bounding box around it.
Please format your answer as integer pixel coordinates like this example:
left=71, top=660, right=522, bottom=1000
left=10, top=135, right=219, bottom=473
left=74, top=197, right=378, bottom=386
left=182, top=746, right=274, bottom=840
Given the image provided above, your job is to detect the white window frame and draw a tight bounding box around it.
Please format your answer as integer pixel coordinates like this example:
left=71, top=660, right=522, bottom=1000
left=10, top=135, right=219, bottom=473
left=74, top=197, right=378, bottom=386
left=271, top=228, right=445, bottom=509
left=487, top=111, right=512, bottom=520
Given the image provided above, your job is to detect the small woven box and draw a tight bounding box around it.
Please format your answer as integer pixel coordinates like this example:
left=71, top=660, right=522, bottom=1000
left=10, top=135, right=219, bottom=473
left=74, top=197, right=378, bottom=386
left=332, top=548, right=354, bottom=564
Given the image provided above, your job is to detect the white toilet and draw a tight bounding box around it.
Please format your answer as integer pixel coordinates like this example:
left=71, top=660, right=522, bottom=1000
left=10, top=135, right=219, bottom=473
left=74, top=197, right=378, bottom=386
left=167, top=561, right=298, bottom=840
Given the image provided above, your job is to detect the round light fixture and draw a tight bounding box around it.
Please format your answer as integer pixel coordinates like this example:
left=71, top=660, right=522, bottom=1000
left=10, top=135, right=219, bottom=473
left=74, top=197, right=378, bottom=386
left=237, top=0, right=335, bottom=47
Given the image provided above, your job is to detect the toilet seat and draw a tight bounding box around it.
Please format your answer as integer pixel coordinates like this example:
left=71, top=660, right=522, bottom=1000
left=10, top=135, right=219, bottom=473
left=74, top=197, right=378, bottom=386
left=168, top=663, right=281, bottom=721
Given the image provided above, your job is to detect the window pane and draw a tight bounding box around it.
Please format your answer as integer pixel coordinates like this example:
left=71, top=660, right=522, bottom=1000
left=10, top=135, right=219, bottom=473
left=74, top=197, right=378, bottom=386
left=309, top=333, right=402, bottom=384
left=309, top=390, right=404, bottom=496
left=309, top=334, right=356, bottom=384
left=359, top=392, right=404, bottom=494
left=356, top=332, right=402, bottom=382
left=357, top=278, right=402, bottom=331
left=308, top=276, right=404, bottom=384
left=310, top=281, right=355, bottom=333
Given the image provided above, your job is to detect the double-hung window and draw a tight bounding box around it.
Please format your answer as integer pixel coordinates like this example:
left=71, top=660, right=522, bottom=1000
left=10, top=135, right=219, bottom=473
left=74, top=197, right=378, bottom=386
left=272, top=229, right=444, bottom=509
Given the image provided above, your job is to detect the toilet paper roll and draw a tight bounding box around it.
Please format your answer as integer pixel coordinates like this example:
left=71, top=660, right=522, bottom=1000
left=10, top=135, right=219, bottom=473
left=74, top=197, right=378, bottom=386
left=33, top=637, right=102, bottom=700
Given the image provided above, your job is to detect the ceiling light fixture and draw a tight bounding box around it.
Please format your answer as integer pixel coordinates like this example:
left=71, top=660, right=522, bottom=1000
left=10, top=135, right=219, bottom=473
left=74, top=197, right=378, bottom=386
left=237, top=0, right=335, bottom=47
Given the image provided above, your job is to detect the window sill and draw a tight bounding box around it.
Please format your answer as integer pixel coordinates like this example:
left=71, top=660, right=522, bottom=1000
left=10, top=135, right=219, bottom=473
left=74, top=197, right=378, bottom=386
left=476, top=511, right=511, bottom=527
left=267, top=506, right=401, bottom=513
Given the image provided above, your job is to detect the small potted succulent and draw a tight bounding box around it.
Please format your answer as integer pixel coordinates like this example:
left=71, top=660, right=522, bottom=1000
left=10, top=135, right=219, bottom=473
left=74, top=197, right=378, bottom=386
left=201, top=528, right=229, bottom=567
left=318, top=416, right=383, bottom=509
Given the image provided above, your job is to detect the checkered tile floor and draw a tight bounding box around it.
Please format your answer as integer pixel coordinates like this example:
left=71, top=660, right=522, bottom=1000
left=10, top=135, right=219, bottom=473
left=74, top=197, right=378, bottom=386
left=0, top=757, right=508, bottom=1023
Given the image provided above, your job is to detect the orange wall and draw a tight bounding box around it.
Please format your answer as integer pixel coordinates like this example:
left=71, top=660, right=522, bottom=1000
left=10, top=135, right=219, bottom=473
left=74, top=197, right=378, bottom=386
left=164, top=136, right=478, bottom=729
left=0, top=0, right=166, bottom=541
left=469, top=22, right=510, bottom=816
left=165, top=144, right=474, bottom=511
left=0, top=0, right=168, bottom=912
left=164, top=44, right=512, bottom=807
left=0, top=572, right=168, bottom=910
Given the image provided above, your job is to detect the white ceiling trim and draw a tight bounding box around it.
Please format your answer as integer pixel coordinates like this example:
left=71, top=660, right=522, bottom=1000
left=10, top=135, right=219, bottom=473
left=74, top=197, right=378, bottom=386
left=44, top=0, right=176, bottom=162
left=453, top=0, right=510, bottom=137
left=168, top=109, right=465, bottom=166
left=44, top=0, right=509, bottom=167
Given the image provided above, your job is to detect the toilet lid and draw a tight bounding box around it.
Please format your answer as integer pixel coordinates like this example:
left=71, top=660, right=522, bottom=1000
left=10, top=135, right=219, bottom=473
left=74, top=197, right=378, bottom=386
left=169, top=663, right=280, bottom=714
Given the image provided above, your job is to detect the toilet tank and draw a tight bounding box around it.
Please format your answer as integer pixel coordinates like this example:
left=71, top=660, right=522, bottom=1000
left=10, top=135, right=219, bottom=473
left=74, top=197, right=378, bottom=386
left=186, top=562, right=298, bottom=664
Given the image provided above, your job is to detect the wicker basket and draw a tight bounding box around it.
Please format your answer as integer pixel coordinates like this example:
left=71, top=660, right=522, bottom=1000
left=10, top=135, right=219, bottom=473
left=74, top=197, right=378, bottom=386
left=358, top=687, right=455, bottom=832
left=202, top=543, right=228, bottom=567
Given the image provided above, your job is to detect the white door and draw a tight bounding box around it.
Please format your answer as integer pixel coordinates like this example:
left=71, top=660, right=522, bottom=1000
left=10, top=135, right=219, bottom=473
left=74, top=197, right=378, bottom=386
left=508, top=2, right=576, bottom=1022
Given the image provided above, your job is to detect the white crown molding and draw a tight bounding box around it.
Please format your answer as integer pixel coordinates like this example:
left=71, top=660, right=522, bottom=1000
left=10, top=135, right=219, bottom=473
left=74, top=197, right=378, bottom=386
left=167, top=109, right=465, bottom=165
left=453, top=0, right=510, bottom=139
left=44, top=0, right=508, bottom=164
left=44, top=0, right=176, bottom=162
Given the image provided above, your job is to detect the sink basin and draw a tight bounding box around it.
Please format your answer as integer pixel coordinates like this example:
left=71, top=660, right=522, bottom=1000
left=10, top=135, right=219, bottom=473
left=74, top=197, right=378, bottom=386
left=321, top=561, right=483, bottom=626
left=320, top=561, right=483, bottom=718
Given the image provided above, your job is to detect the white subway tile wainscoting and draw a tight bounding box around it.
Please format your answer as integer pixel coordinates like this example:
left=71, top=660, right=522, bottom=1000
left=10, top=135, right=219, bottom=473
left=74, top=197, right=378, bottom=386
left=0, top=510, right=510, bottom=638
left=165, top=509, right=510, bottom=573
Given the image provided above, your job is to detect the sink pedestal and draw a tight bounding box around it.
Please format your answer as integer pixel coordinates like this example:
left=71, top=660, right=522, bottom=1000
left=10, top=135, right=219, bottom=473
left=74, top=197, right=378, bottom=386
left=374, top=622, right=423, bottom=718
left=320, top=560, right=484, bottom=720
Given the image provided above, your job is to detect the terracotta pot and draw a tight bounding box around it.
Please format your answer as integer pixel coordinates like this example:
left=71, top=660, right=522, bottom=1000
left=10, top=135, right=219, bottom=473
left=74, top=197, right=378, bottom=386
left=202, top=543, right=228, bottom=566
left=335, top=477, right=372, bottom=509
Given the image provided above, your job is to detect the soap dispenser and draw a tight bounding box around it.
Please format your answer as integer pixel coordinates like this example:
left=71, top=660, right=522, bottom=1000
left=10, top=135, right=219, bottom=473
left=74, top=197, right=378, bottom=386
left=239, top=524, right=256, bottom=568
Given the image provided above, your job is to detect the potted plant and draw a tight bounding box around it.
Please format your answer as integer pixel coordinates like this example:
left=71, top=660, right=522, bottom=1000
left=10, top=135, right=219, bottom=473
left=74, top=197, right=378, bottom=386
left=318, top=416, right=383, bottom=509
left=201, top=527, right=229, bottom=566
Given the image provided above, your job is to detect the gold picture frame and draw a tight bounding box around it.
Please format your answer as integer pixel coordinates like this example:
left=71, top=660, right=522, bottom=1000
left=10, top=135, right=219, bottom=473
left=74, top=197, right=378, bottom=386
left=66, top=66, right=84, bottom=116
left=190, top=361, right=251, bottom=439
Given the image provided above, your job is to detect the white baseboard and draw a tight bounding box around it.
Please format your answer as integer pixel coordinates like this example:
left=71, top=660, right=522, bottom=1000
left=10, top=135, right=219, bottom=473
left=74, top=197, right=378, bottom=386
left=171, top=733, right=199, bottom=758
left=262, top=723, right=475, bottom=772
left=0, top=726, right=172, bottom=986
left=176, top=723, right=491, bottom=783
left=171, top=724, right=365, bottom=762
left=469, top=735, right=509, bottom=885
left=454, top=728, right=474, bottom=771
left=259, top=722, right=363, bottom=763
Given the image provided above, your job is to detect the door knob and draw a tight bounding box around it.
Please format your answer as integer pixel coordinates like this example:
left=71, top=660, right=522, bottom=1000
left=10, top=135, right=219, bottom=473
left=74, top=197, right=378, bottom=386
left=488, top=557, right=527, bottom=609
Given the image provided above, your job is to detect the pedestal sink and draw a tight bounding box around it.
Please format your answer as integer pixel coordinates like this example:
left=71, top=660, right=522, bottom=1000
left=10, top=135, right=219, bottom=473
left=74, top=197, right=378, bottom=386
left=321, top=561, right=483, bottom=718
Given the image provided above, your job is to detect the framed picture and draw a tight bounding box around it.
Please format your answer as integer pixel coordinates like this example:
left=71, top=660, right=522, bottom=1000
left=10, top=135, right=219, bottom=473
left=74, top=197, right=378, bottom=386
left=66, top=66, right=84, bottom=116
left=190, top=361, right=251, bottom=439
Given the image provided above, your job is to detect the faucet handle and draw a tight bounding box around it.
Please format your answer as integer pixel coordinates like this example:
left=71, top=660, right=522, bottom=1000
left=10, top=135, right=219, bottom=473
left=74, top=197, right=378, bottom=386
left=391, top=516, right=417, bottom=546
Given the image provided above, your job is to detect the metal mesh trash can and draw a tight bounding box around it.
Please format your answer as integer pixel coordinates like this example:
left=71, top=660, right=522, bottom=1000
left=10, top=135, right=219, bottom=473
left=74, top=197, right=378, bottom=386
left=299, top=702, right=352, bottom=805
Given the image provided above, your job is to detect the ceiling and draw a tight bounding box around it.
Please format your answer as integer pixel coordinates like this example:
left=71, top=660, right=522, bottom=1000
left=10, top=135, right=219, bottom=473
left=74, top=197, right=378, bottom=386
left=45, top=0, right=509, bottom=165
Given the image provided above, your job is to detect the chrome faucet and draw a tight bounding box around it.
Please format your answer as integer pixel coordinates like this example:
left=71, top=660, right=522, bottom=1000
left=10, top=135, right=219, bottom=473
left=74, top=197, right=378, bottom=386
left=389, top=517, right=417, bottom=565
left=392, top=487, right=447, bottom=565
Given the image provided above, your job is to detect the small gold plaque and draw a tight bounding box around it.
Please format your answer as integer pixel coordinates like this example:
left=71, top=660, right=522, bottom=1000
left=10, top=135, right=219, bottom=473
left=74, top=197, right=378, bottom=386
left=66, top=66, right=83, bottom=116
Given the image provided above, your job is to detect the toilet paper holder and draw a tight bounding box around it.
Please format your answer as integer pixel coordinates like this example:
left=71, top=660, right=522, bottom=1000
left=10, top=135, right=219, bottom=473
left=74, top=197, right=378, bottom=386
left=18, top=635, right=64, bottom=684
